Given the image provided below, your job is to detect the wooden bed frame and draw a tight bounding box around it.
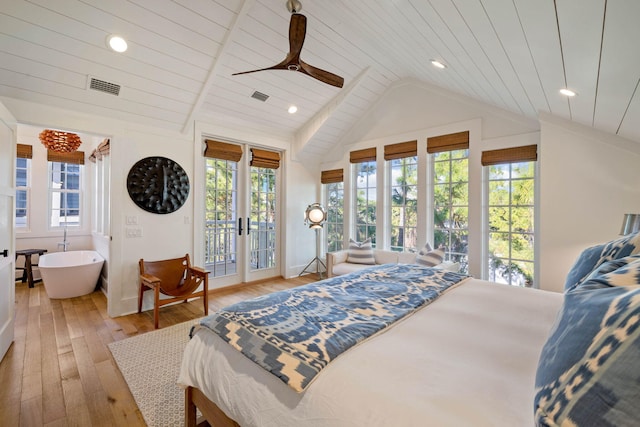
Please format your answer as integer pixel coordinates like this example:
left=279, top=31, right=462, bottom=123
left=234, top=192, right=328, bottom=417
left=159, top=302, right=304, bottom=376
left=185, top=386, right=240, bottom=427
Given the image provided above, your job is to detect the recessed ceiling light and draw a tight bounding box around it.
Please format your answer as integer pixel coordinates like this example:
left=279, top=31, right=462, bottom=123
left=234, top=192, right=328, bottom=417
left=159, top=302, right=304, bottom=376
left=107, top=35, right=128, bottom=53
left=560, top=88, right=576, bottom=97
left=431, top=60, right=446, bottom=69
left=288, top=105, right=298, bottom=114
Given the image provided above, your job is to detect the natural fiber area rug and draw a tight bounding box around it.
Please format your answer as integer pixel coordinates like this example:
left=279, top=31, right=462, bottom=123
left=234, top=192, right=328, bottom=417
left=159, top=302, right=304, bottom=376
left=109, top=320, right=196, bottom=427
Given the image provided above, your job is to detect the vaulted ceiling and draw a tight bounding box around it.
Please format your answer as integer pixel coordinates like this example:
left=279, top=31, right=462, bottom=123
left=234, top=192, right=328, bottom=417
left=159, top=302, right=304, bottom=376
left=1, top=0, right=638, bottom=160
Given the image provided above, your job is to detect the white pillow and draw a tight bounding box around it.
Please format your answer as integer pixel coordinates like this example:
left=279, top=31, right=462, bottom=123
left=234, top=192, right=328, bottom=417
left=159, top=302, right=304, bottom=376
left=347, top=238, right=375, bottom=265
left=415, top=243, right=444, bottom=267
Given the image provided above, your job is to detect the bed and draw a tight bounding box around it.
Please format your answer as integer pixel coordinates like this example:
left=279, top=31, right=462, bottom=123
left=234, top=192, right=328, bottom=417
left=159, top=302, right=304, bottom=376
left=178, top=264, right=563, bottom=426
left=179, top=233, right=640, bottom=427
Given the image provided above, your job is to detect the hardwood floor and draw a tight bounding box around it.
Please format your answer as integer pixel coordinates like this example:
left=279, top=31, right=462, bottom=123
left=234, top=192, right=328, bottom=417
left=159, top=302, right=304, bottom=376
left=0, top=275, right=317, bottom=426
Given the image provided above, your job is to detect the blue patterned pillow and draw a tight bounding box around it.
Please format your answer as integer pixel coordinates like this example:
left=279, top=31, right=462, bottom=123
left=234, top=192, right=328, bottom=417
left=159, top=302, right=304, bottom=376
left=534, top=263, right=640, bottom=426
left=564, top=232, right=640, bottom=291
left=584, top=254, right=640, bottom=283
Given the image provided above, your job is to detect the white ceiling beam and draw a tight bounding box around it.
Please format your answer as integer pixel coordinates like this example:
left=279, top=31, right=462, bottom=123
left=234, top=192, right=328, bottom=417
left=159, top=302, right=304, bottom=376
left=293, top=66, right=370, bottom=159
left=181, top=0, right=255, bottom=134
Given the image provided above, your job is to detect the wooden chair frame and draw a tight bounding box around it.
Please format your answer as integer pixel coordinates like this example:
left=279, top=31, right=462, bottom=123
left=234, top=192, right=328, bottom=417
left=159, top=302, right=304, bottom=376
left=138, top=254, right=209, bottom=328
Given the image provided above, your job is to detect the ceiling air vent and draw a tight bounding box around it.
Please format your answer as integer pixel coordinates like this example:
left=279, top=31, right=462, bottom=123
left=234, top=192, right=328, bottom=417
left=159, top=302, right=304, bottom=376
left=88, top=77, right=121, bottom=96
left=251, top=91, right=269, bottom=102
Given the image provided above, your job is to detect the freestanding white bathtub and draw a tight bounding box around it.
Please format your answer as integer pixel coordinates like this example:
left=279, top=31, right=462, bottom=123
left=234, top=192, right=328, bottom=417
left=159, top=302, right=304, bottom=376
left=39, top=250, right=105, bottom=299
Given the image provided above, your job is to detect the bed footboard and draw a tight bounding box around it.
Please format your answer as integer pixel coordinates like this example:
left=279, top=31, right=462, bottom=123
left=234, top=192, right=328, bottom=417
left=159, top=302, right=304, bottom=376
left=185, top=386, right=240, bottom=427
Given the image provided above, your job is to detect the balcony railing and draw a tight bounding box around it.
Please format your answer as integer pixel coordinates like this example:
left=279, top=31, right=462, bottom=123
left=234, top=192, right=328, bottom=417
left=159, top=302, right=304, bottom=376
left=205, top=220, right=275, bottom=276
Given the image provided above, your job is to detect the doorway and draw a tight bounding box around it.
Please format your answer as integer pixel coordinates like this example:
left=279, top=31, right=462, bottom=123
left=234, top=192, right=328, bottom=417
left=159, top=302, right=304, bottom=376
left=203, top=141, right=281, bottom=286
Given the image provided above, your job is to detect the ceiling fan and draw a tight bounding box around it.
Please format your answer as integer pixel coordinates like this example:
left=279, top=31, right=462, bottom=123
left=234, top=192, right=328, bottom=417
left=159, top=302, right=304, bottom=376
left=232, top=0, right=344, bottom=88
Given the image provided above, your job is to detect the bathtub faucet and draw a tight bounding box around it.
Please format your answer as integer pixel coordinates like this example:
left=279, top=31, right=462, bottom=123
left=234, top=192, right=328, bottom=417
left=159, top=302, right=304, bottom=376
left=58, top=227, right=69, bottom=252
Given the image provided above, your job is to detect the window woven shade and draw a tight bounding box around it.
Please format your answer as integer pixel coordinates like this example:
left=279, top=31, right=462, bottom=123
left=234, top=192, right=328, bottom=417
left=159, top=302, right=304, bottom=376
left=481, top=144, right=537, bottom=166
left=427, top=131, right=470, bottom=153
left=204, top=139, right=243, bottom=162
left=47, top=150, right=85, bottom=165
left=250, top=148, right=280, bottom=169
left=384, top=140, right=417, bottom=160
left=89, top=138, right=111, bottom=163
left=16, top=144, right=32, bottom=159
left=349, top=147, right=377, bottom=163
left=97, top=138, right=110, bottom=155
left=321, top=168, right=344, bottom=184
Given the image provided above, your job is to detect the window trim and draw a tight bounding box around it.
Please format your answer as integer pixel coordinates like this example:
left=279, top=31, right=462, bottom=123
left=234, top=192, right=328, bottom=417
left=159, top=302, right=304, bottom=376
left=352, top=159, right=378, bottom=247
left=48, top=160, right=83, bottom=229
left=15, top=156, right=31, bottom=231
left=388, top=155, right=418, bottom=252
left=483, top=155, right=538, bottom=288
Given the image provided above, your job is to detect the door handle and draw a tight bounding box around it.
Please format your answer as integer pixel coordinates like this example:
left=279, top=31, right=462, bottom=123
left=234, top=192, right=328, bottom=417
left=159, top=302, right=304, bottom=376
left=247, top=217, right=251, bottom=235
left=1, top=249, right=7, bottom=258
left=238, top=218, right=243, bottom=236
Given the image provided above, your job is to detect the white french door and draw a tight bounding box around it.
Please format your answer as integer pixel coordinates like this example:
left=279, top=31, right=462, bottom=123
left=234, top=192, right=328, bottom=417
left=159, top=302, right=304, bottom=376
left=204, top=144, right=280, bottom=286
left=0, top=105, right=16, bottom=361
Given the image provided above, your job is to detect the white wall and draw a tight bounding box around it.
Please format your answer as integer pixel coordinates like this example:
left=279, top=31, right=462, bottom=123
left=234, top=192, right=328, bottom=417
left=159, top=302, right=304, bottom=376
left=5, top=97, right=202, bottom=317
left=539, top=113, right=640, bottom=292
left=6, top=75, right=640, bottom=316
left=321, top=82, right=640, bottom=293
left=335, top=79, right=540, bottom=159
left=15, top=125, right=103, bottom=251
left=322, top=82, right=540, bottom=281
left=3, top=97, right=317, bottom=317
left=193, top=122, right=318, bottom=281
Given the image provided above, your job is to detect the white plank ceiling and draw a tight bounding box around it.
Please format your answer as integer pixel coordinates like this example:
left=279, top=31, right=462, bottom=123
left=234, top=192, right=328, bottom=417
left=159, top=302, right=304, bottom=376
left=1, top=0, right=638, bottom=160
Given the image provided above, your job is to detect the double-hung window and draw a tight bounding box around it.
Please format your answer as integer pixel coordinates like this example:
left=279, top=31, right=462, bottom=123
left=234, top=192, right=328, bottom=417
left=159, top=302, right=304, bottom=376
left=48, top=151, right=84, bottom=228
left=483, top=145, right=537, bottom=287
left=386, top=141, right=418, bottom=252
left=15, top=144, right=32, bottom=230
left=351, top=148, right=377, bottom=246
left=428, top=132, right=470, bottom=273
left=322, top=169, right=344, bottom=252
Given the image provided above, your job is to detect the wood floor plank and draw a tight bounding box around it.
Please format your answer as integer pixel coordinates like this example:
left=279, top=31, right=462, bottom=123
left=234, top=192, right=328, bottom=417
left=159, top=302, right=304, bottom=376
left=41, top=312, right=67, bottom=424
left=4, top=275, right=316, bottom=425
left=94, top=359, right=146, bottom=426
left=0, top=396, right=20, bottom=426
left=61, top=299, right=83, bottom=340
left=52, top=298, right=73, bottom=356
left=44, top=417, right=70, bottom=427
left=61, top=376, right=91, bottom=426
left=20, top=395, right=43, bottom=427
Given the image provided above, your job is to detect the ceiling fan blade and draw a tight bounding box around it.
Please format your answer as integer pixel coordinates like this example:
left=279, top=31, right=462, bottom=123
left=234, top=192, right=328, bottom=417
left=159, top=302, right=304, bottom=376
left=288, top=13, right=306, bottom=57
left=231, top=62, right=288, bottom=76
left=299, top=60, right=344, bottom=88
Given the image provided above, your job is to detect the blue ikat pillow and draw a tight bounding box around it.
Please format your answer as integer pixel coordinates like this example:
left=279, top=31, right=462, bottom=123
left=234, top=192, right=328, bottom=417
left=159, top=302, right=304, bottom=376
left=534, top=260, right=640, bottom=426
left=563, top=232, right=640, bottom=292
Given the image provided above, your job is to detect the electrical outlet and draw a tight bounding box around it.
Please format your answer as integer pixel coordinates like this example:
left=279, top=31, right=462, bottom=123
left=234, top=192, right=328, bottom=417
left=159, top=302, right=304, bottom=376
left=126, top=215, right=138, bottom=225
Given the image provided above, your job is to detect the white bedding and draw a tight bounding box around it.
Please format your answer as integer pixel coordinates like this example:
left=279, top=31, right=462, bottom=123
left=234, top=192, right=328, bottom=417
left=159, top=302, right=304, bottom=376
left=178, top=278, right=563, bottom=427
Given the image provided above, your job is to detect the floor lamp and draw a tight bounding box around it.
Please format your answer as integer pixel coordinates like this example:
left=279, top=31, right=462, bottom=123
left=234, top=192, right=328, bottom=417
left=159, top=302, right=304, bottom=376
left=299, top=203, right=327, bottom=279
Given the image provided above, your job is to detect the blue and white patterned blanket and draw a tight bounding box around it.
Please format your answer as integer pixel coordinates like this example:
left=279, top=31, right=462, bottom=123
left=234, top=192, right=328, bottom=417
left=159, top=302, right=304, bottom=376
left=194, top=263, right=468, bottom=392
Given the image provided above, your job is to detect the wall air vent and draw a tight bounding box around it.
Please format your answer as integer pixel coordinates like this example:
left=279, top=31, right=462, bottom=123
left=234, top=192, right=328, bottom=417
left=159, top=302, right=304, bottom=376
left=251, top=91, right=269, bottom=102
left=88, top=77, right=121, bottom=96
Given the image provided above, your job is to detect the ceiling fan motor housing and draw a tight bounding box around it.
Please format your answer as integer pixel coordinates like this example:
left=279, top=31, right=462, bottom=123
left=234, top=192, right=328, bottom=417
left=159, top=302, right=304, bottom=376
left=287, top=0, right=302, bottom=13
